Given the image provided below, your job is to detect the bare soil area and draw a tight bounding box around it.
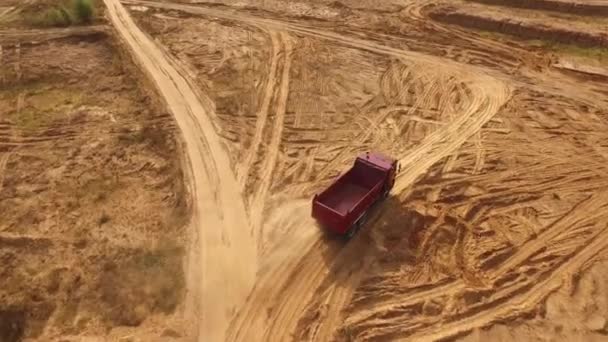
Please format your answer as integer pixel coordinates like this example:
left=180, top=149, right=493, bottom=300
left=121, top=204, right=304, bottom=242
left=4, top=0, right=608, bottom=341
left=0, top=26, right=188, bottom=342
left=121, top=0, right=608, bottom=341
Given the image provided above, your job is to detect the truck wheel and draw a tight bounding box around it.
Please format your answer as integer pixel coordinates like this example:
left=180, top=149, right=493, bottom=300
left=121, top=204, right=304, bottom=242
left=346, top=223, right=358, bottom=240
left=345, top=221, right=361, bottom=240
left=382, top=189, right=390, bottom=199
left=359, top=213, right=367, bottom=225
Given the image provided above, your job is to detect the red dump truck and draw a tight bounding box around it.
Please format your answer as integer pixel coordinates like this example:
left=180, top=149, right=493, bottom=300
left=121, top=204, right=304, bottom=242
left=312, top=152, right=400, bottom=238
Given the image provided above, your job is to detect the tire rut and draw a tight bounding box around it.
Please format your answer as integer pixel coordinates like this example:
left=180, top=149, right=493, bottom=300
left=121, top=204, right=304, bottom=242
left=237, top=30, right=281, bottom=187
left=249, top=32, right=293, bottom=244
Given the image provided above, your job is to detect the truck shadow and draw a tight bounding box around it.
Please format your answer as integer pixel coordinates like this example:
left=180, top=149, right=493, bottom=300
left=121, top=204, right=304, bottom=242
left=316, top=195, right=403, bottom=281
left=293, top=196, right=442, bottom=338
left=292, top=196, right=407, bottom=336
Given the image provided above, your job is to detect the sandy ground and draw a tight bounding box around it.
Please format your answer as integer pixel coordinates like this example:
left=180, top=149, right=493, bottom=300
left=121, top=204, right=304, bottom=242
left=3, top=0, right=608, bottom=341
left=0, top=5, right=189, bottom=342
left=115, top=0, right=608, bottom=341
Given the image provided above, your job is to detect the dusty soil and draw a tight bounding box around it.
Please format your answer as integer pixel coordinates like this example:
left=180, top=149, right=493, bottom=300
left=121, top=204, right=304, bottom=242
left=117, top=0, right=608, bottom=341
left=0, top=20, right=188, bottom=342
left=4, top=0, right=608, bottom=341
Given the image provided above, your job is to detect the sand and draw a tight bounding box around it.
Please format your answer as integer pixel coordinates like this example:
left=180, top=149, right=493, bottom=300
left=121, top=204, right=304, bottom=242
left=3, top=0, right=608, bottom=341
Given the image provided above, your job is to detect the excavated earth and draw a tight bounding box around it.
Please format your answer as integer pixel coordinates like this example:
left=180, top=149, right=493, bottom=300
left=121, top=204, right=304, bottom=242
left=3, top=0, right=608, bottom=341
left=429, top=3, right=608, bottom=48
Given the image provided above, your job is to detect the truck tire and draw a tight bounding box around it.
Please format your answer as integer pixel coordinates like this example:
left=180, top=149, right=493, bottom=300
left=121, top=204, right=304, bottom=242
left=344, top=226, right=357, bottom=240
left=345, top=218, right=362, bottom=240
left=382, top=188, right=390, bottom=199
left=345, top=225, right=357, bottom=239
left=346, top=211, right=368, bottom=240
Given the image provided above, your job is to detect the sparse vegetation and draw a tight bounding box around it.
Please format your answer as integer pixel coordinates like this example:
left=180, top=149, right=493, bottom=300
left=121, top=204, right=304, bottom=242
left=477, top=30, right=608, bottom=63
left=28, top=0, right=95, bottom=27
left=72, top=0, right=94, bottom=24
left=0, top=26, right=186, bottom=341
left=541, top=43, right=608, bottom=63
left=99, top=244, right=185, bottom=327
left=118, top=123, right=170, bottom=152
left=7, top=87, right=84, bottom=132
left=36, top=6, right=73, bottom=27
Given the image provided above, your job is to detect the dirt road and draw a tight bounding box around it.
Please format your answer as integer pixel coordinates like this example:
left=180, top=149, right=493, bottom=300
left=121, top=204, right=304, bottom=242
left=103, top=1, right=256, bottom=340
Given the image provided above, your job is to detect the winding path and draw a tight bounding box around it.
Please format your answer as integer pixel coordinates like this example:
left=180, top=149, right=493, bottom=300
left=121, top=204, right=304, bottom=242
left=103, top=1, right=255, bottom=341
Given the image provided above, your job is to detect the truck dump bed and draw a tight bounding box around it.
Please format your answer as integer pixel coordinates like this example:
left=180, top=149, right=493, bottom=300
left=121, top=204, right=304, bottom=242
left=316, top=161, right=386, bottom=215
left=322, top=183, right=369, bottom=215
left=312, top=152, right=398, bottom=236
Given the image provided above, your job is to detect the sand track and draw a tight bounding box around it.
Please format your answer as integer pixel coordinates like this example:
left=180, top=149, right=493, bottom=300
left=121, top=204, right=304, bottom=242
left=237, top=30, right=280, bottom=187
left=249, top=32, right=293, bottom=242
left=103, top=1, right=255, bottom=340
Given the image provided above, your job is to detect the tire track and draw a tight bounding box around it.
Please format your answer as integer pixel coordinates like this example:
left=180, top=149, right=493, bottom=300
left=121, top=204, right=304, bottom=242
left=249, top=32, right=292, bottom=242
left=0, top=6, right=14, bottom=20
left=393, top=72, right=509, bottom=193
left=488, top=192, right=608, bottom=279
left=299, top=237, right=374, bottom=342
left=226, top=212, right=323, bottom=342
left=0, top=43, right=3, bottom=86
left=407, top=219, right=608, bottom=341
left=237, top=30, right=281, bottom=186
left=125, top=1, right=512, bottom=187
left=314, top=67, right=424, bottom=180
left=263, top=205, right=386, bottom=342
left=473, top=131, right=485, bottom=173
left=103, top=1, right=255, bottom=341
left=345, top=190, right=608, bottom=328
left=14, top=43, right=21, bottom=82
left=124, top=1, right=510, bottom=80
